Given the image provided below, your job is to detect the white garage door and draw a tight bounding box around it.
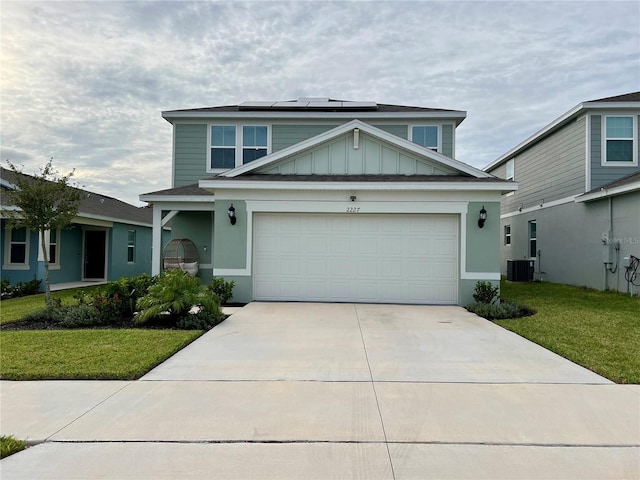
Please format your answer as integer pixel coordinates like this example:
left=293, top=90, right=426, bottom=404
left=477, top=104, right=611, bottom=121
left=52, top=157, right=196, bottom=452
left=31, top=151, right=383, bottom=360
left=253, top=213, right=458, bottom=304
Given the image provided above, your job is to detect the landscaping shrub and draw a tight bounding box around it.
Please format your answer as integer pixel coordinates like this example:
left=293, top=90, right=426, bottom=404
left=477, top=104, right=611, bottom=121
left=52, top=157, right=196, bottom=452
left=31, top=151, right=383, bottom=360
left=472, top=280, right=500, bottom=305
left=0, top=277, right=41, bottom=299
left=57, top=304, right=111, bottom=328
left=466, top=301, right=536, bottom=320
left=135, top=269, right=221, bottom=326
left=176, top=309, right=224, bottom=330
left=209, top=277, right=235, bottom=305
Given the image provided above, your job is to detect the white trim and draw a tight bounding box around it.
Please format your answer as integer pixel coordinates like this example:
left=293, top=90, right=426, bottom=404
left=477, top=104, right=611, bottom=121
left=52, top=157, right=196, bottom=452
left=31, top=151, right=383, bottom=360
left=171, top=123, right=176, bottom=188
left=601, top=114, right=638, bottom=166
left=206, top=123, right=271, bottom=173
left=575, top=179, right=640, bottom=203
left=213, top=268, right=250, bottom=277
left=585, top=113, right=591, bottom=192
left=220, top=120, right=492, bottom=178
left=37, top=229, right=61, bottom=268
left=139, top=194, right=215, bottom=203
left=163, top=110, right=467, bottom=122
left=200, top=179, right=516, bottom=193
left=500, top=195, right=578, bottom=219
left=460, top=272, right=501, bottom=280
left=408, top=124, right=440, bottom=152
left=3, top=226, right=30, bottom=270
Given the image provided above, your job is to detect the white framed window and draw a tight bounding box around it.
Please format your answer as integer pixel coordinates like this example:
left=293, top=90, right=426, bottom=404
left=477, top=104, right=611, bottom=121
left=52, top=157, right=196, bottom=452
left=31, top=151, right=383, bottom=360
left=48, top=229, right=60, bottom=267
left=409, top=125, right=439, bottom=151
left=3, top=227, right=30, bottom=270
left=506, top=158, right=515, bottom=180
left=504, top=225, right=511, bottom=246
left=208, top=124, right=270, bottom=171
left=127, top=230, right=136, bottom=263
left=602, top=115, right=637, bottom=166
left=528, top=220, right=537, bottom=258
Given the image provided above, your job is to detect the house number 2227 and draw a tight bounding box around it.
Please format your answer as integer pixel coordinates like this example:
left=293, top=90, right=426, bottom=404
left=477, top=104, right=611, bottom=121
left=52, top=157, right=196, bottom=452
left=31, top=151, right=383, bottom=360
left=346, top=207, right=360, bottom=213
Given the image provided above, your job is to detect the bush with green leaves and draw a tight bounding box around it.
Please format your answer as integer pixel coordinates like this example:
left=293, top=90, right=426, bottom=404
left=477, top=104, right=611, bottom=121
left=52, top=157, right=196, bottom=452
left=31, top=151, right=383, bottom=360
left=466, top=301, right=536, bottom=320
left=135, top=269, right=221, bottom=325
left=0, top=277, right=41, bottom=299
left=99, top=273, right=158, bottom=317
left=209, top=277, right=235, bottom=305
left=176, top=309, right=224, bottom=330
left=473, top=280, right=500, bottom=305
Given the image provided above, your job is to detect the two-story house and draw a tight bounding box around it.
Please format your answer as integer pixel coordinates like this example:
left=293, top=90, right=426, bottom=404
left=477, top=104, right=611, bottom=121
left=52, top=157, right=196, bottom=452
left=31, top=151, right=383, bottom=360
left=485, top=92, right=640, bottom=293
left=141, top=98, right=516, bottom=305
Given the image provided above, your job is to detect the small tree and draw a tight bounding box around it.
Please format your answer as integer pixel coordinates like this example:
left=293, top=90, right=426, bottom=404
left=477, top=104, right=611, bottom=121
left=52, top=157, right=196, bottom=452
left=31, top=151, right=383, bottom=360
left=3, top=159, right=82, bottom=313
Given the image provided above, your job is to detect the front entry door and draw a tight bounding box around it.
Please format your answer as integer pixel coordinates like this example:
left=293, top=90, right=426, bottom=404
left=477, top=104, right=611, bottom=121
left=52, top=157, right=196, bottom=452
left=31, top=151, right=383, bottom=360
left=84, top=230, right=107, bottom=279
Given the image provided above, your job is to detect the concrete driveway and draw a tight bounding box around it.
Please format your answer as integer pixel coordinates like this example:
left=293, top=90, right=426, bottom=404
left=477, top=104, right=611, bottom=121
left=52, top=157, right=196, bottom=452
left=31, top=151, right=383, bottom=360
left=2, top=303, right=639, bottom=479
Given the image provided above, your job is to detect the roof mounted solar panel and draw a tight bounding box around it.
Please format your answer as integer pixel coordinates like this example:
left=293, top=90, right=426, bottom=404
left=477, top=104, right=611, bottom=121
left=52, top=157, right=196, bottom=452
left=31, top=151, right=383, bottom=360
left=238, top=101, right=278, bottom=110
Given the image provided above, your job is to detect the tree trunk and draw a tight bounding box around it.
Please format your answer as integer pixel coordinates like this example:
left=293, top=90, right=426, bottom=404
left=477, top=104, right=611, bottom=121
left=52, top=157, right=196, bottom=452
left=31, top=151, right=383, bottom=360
left=40, top=229, right=52, bottom=314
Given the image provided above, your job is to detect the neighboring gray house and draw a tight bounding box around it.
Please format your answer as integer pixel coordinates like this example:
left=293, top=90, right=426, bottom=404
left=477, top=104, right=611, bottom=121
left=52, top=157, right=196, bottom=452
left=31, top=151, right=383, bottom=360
left=1, top=167, right=163, bottom=290
left=485, top=92, right=640, bottom=293
left=141, top=98, right=516, bottom=306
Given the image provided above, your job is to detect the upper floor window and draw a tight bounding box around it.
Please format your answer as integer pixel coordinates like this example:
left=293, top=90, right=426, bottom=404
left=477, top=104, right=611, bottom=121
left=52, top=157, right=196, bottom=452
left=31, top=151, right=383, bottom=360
left=506, top=158, right=514, bottom=180
left=603, top=116, right=637, bottom=165
left=410, top=125, right=439, bottom=151
left=209, top=125, right=269, bottom=171
left=3, top=227, right=30, bottom=269
left=127, top=230, right=136, bottom=263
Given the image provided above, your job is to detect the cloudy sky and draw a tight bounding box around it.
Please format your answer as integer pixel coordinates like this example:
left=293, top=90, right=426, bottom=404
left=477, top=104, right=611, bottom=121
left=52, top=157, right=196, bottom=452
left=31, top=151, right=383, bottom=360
left=1, top=1, right=638, bottom=206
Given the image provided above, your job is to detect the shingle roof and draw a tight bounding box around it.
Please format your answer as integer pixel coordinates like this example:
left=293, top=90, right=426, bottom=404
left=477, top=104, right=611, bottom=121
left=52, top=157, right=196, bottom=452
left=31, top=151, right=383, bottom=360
left=1, top=167, right=153, bottom=225
left=163, top=98, right=463, bottom=115
left=584, top=171, right=640, bottom=194
left=141, top=183, right=214, bottom=197
left=587, top=92, right=640, bottom=103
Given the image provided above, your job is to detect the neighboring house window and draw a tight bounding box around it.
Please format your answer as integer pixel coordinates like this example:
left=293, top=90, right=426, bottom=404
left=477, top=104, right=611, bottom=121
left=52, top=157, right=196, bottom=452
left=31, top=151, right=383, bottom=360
left=211, top=125, right=236, bottom=169
left=209, top=125, right=270, bottom=170
left=4, top=227, right=29, bottom=268
left=127, top=230, right=136, bottom=263
left=506, top=159, right=514, bottom=180
left=504, top=225, right=511, bottom=245
left=242, top=126, right=268, bottom=164
left=603, top=116, right=637, bottom=165
left=48, top=229, right=58, bottom=265
left=528, top=220, right=537, bottom=258
left=410, top=125, right=439, bottom=151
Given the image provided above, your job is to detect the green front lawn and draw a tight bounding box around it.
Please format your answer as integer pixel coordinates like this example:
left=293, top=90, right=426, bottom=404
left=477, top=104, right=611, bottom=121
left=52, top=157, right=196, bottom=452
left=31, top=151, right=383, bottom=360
left=0, top=329, right=202, bottom=380
left=0, top=287, right=102, bottom=325
left=496, top=280, right=640, bottom=384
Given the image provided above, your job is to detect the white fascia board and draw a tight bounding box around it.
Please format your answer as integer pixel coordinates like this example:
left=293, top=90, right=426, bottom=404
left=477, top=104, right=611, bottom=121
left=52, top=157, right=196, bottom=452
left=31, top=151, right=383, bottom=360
left=0, top=178, right=16, bottom=189
left=581, top=101, right=640, bottom=110
left=74, top=213, right=152, bottom=228
left=221, top=119, right=492, bottom=179
left=574, top=181, right=640, bottom=203
left=162, top=110, right=467, bottom=122
left=141, top=200, right=216, bottom=212
left=198, top=179, right=517, bottom=193
left=139, top=194, right=215, bottom=203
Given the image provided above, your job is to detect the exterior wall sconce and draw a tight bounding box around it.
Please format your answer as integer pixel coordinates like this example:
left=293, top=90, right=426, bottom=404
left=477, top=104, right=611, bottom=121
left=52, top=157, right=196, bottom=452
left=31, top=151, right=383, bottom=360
left=228, top=204, right=236, bottom=225
left=478, top=206, right=487, bottom=228
left=350, top=195, right=357, bottom=202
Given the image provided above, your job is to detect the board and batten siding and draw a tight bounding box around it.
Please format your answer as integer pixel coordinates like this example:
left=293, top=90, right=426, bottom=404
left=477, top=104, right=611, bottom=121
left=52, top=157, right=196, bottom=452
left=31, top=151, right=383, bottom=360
left=441, top=124, right=454, bottom=157
left=590, top=114, right=640, bottom=190
left=497, top=116, right=586, bottom=214
left=260, top=132, right=457, bottom=175
left=174, top=124, right=208, bottom=187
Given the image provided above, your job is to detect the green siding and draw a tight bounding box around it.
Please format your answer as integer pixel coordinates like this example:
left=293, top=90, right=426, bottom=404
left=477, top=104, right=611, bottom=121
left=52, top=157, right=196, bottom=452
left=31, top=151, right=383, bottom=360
left=213, top=201, right=247, bottom=269
left=108, top=223, right=154, bottom=280
left=465, top=202, right=501, bottom=273
left=272, top=125, right=338, bottom=152
left=170, top=212, right=213, bottom=265
left=260, top=132, right=457, bottom=175
left=174, top=124, right=208, bottom=186
left=442, top=124, right=453, bottom=157
left=374, top=124, right=408, bottom=138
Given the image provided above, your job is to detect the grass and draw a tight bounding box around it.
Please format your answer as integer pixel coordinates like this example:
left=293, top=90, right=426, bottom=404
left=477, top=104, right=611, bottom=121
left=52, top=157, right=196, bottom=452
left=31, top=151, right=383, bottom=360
left=0, top=329, right=202, bottom=380
left=0, top=287, right=102, bottom=325
left=0, top=435, right=27, bottom=459
left=496, top=280, right=640, bottom=384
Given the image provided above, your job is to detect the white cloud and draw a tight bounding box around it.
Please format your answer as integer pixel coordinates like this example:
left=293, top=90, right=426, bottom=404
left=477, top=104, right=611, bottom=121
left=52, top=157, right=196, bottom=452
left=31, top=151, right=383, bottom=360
left=1, top=0, right=638, bottom=205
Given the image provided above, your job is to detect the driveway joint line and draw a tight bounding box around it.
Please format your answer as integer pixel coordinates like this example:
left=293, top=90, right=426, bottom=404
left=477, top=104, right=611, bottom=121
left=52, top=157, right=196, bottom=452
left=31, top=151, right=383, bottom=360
left=353, top=304, right=396, bottom=480
left=43, top=381, right=135, bottom=442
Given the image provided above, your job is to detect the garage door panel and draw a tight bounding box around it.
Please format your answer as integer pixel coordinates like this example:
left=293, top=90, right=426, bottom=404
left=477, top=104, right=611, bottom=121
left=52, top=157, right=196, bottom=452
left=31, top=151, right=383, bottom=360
left=253, top=213, right=458, bottom=304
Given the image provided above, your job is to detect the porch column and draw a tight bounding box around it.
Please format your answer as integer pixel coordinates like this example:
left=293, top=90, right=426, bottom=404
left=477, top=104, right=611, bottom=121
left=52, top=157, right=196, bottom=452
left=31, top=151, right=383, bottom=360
left=152, top=207, right=163, bottom=276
